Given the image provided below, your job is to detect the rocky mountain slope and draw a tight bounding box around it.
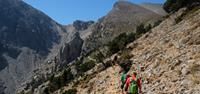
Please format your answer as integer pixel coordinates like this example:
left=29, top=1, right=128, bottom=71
left=61, top=7, right=200, bottom=94
left=82, top=1, right=163, bottom=54
left=0, top=0, right=182, bottom=94
left=0, top=0, right=83, bottom=93
left=129, top=8, right=200, bottom=94
left=15, top=1, right=168, bottom=94
left=139, top=3, right=167, bottom=16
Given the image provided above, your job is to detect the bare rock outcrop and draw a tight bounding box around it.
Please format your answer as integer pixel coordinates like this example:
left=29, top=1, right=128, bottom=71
left=59, top=31, right=83, bottom=68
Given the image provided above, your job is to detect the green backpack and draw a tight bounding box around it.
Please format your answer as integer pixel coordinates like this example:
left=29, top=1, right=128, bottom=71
left=121, top=72, right=127, bottom=84
left=120, top=72, right=127, bottom=89
left=121, top=72, right=126, bottom=82
left=129, top=79, right=138, bottom=94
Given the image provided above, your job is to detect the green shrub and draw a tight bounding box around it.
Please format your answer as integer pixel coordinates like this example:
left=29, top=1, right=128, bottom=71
left=163, top=0, right=200, bottom=13
left=43, top=87, right=50, bottom=94
left=136, top=23, right=146, bottom=35
left=48, top=68, right=74, bottom=92
left=145, top=24, right=152, bottom=32
left=92, top=50, right=107, bottom=67
left=107, top=32, right=136, bottom=54
left=120, top=49, right=133, bottom=60
left=29, top=75, right=45, bottom=89
left=107, top=23, right=152, bottom=54
left=175, top=6, right=200, bottom=23
left=136, top=23, right=152, bottom=36
left=153, top=20, right=162, bottom=27
left=62, top=88, right=77, bottom=94
left=17, top=90, right=25, bottom=94
left=77, top=60, right=96, bottom=72
left=175, top=14, right=184, bottom=23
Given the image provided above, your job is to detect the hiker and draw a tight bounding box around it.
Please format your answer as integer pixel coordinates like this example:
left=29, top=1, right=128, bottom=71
left=124, top=72, right=142, bottom=94
left=120, top=69, right=130, bottom=94
left=119, top=60, right=132, bottom=94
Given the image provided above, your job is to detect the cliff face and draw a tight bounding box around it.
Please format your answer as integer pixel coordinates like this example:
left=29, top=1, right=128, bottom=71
left=59, top=31, right=84, bottom=68
left=0, top=0, right=83, bottom=93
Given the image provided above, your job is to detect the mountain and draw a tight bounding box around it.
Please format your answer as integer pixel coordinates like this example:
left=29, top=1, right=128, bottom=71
left=0, top=0, right=83, bottom=93
left=56, top=6, right=200, bottom=94
left=73, top=20, right=94, bottom=31
left=0, top=0, right=170, bottom=93
left=18, top=1, right=169, bottom=93
left=59, top=27, right=84, bottom=69
left=82, top=1, right=162, bottom=54
left=139, top=3, right=167, bottom=16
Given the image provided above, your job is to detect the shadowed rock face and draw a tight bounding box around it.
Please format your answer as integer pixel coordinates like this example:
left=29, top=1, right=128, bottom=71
left=0, top=42, right=8, bottom=71
left=0, top=57, right=7, bottom=71
left=0, top=0, right=60, bottom=56
left=0, top=0, right=85, bottom=93
left=73, top=20, right=94, bottom=31
left=0, top=0, right=65, bottom=93
left=0, top=79, right=6, bottom=94
left=59, top=31, right=84, bottom=68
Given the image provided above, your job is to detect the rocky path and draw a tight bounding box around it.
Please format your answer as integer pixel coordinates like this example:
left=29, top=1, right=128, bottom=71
left=77, top=65, right=122, bottom=94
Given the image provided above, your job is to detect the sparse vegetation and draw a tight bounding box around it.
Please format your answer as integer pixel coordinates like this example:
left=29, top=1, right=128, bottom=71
left=46, top=68, right=74, bottom=93
left=92, top=49, right=108, bottom=67
left=107, top=32, right=136, bottom=54
left=153, top=20, right=162, bottom=27
left=17, top=90, right=33, bottom=94
left=62, top=88, right=77, bottom=94
left=135, top=23, right=153, bottom=36
left=136, top=23, right=146, bottom=35
left=107, top=23, right=153, bottom=54
left=43, top=87, right=50, bottom=94
left=189, top=64, right=200, bottom=85
left=76, top=60, right=96, bottom=73
left=120, top=49, right=133, bottom=60
left=175, top=6, right=200, bottom=23
left=163, top=0, right=200, bottom=13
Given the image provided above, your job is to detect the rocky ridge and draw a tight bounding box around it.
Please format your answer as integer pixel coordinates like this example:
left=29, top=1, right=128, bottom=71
left=139, top=3, right=167, bottom=16
left=58, top=7, right=200, bottom=94
left=82, top=1, right=163, bottom=54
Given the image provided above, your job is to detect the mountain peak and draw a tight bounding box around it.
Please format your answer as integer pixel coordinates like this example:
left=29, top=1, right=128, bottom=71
left=73, top=20, right=94, bottom=31
left=113, top=1, right=137, bottom=10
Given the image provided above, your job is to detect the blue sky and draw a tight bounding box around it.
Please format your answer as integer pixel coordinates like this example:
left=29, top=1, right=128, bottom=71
left=23, top=0, right=165, bottom=25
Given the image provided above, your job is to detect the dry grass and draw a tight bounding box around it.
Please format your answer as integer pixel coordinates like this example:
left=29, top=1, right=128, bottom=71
left=189, top=74, right=200, bottom=85
left=189, top=64, right=200, bottom=85
left=120, top=49, right=133, bottom=60
left=193, top=53, right=200, bottom=59
left=175, top=68, right=182, bottom=76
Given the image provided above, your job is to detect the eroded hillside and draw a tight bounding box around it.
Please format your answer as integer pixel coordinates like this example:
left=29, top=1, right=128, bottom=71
left=58, top=7, right=200, bottom=94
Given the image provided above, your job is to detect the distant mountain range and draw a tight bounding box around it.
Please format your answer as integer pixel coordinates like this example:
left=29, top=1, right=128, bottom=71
left=0, top=0, right=166, bottom=94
